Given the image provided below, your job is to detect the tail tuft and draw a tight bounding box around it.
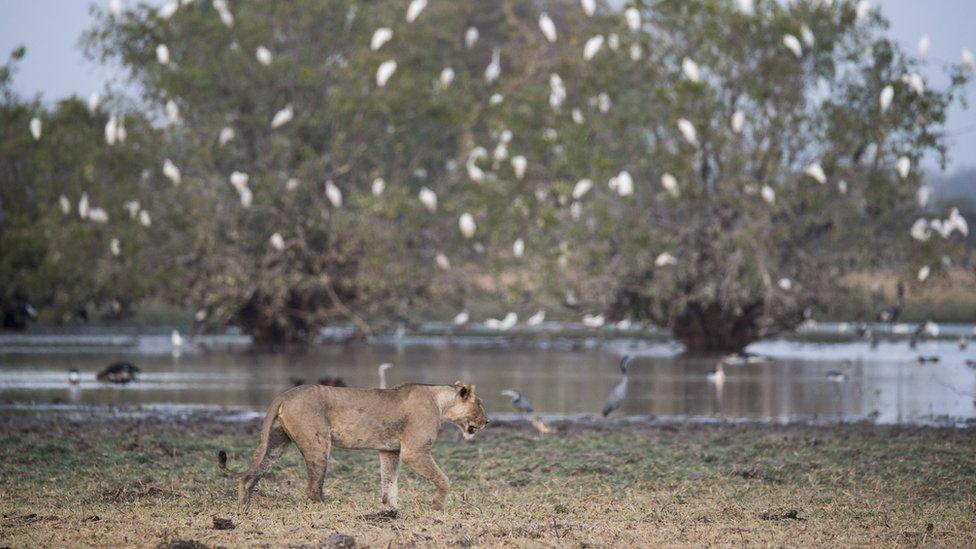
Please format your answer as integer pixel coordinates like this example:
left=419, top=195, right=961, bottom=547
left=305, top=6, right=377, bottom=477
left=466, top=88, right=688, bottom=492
left=217, top=450, right=228, bottom=469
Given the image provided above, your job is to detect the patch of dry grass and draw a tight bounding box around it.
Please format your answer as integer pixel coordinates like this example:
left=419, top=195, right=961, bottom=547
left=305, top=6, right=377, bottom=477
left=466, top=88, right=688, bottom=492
left=1, top=418, right=974, bottom=547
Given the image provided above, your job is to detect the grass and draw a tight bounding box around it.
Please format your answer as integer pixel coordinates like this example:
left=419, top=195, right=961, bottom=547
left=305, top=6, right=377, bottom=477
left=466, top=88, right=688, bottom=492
left=1, top=419, right=975, bottom=547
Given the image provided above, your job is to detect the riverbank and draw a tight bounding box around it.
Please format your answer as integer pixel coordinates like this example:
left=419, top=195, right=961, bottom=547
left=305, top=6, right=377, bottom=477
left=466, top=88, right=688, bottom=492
left=2, top=417, right=974, bottom=547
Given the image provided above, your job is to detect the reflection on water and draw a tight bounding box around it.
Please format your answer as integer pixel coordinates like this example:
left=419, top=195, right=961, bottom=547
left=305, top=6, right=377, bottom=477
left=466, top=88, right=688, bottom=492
left=1, top=332, right=975, bottom=426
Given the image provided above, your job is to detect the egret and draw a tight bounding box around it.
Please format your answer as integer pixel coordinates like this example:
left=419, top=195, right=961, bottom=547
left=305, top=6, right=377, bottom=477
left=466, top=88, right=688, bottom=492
left=171, top=330, right=184, bottom=348
left=800, top=25, right=815, bottom=48
left=459, top=213, right=476, bottom=238
left=453, top=311, right=469, bottom=326
left=59, top=195, right=71, bottom=215
left=681, top=57, right=701, bottom=82
left=162, top=159, right=181, bottom=185
left=837, top=180, right=848, bottom=194
left=655, top=252, right=677, bottom=267
left=218, top=126, right=235, bottom=146
left=88, top=92, right=100, bottom=114
left=405, top=0, right=426, bottom=23
left=948, top=208, right=968, bottom=236
left=573, top=179, right=593, bottom=199
left=896, top=156, right=911, bottom=179
left=498, top=312, right=518, bottom=331
left=139, top=210, right=152, bottom=227
left=156, top=44, right=170, bottom=65
left=269, top=233, right=285, bottom=251
left=677, top=118, right=697, bottom=146
left=213, top=0, right=233, bottom=26
left=378, top=363, right=394, bottom=389
left=229, top=171, right=249, bottom=190
left=608, top=34, right=619, bottom=50
left=484, top=48, right=501, bottom=85
left=616, top=318, right=632, bottom=330
left=917, top=35, right=930, bottom=59
left=761, top=185, right=775, bottom=204
left=910, top=218, right=931, bottom=242
left=79, top=193, right=90, bottom=219
left=68, top=368, right=81, bottom=384
left=165, top=100, right=179, bottom=124
left=855, top=0, right=870, bottom=21
left=109, top=0, right=122, bottom=17
left=501, top=389, right=534, bottom=414
left=435, top=253, right=451, bottom=270
left=804, top=163, right=827, bottom=184
left=581, top=0, right=596, bottom=17
left=783, top=34, right=802, bottom=58
left=439, top=67, right=455, bottom=88
left=271, top=105, right=294, bottom=128
left=549, top=73, right=566, bottom=109
left=630, top=43, right=643, bottom=61
left=158, top=1, right=177, bottom=19
left=625, top=8, right=641, bottom=31
left=325, top=180, right=342, bottom=208
left=583, top=314, right=605, bottom=328
left=467, top=147, right=487, bottom=181
left=706, top=363, right=725, bottom=384
left=376, top=60, right=397, bottom=87
left=825, top=370, right=847, bottom=383
left=601, top=356, right=632, bottom=417
left=736, top=0, right=754, bottom=14
left=583, top=35, right=604, bottom=61
left=731, top=110, right=745, bottom=133
left=418, top=187, right=437, bottom=212
left=538, top=13, right=557, bottom=43
left=255, top=45, right=272, bottom=66
left=370, top=28, right=392, bottom=51
left=917, top=265, right=930, bottom=282
left=963, top=49, right=975, bottom=72
left=87, top=208, right=109, bottom=223
left=902, top=73, right=924, bottom=96
left=464, top=27, right=479, bottom=49
left=661, top=174, right=679, bottom=198
left=572, top=108, right=584, bottom=124
left=609, top=171, right=633, bottom=196
left=110, top=238, right=121, bottom=256
left=371, top=178, right=385, bottom=196
left=512, top=156, right=527, bottom=179
left=29, top=118, right=41, bottom=141
left=879, top=85, right=894, bottom=112
left=105, top=115, right=118, bottom=145
left=513, top=238, right=525, bottom=258
left=527, top=310, right=545, bottom=327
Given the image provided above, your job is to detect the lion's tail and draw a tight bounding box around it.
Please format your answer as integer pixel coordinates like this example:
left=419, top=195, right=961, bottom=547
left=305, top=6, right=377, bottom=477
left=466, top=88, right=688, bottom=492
left=216, top=395, right=284, bottom=477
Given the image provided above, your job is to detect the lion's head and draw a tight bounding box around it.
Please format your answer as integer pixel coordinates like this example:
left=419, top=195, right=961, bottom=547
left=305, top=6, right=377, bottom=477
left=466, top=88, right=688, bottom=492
left=445, top=381, right=489, bottom=439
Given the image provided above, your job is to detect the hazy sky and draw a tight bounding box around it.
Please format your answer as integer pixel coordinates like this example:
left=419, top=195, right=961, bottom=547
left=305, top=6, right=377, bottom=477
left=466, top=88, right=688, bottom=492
left=1, top=0, right=974, bottom=172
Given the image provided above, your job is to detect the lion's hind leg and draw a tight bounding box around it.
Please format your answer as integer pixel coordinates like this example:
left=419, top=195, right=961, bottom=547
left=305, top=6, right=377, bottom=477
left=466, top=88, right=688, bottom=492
left=288, top=422, right=333, bottom=503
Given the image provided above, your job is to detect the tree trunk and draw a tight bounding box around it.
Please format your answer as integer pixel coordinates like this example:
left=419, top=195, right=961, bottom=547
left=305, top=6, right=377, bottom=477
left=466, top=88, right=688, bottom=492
left=671, top=301, right=763, bottom=355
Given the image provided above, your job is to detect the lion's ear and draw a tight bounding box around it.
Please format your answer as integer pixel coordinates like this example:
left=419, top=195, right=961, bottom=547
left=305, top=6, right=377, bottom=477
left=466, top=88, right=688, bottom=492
left=455, top=381, right=472, bottom=399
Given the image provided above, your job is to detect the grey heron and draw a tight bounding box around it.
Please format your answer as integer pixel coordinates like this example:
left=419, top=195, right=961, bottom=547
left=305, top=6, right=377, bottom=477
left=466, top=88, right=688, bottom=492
left=601, top=356, right=632, bottom=417
left=501, top=389, right=534, bottom=415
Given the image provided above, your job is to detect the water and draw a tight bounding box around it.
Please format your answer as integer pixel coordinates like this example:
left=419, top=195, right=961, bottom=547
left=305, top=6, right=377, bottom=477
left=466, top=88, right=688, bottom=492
left=1, top=329, right=974, bottom=426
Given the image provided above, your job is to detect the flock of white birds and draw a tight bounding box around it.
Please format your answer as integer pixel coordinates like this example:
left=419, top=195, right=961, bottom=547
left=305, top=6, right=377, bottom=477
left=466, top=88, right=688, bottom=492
left=23, top=0, right=973, bottom=334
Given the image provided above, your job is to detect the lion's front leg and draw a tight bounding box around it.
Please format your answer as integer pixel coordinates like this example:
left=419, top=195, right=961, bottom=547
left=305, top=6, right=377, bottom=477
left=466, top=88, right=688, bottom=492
left=378, top=450, right=400, bottom=508
left=401, top=448, right=450, bottom=510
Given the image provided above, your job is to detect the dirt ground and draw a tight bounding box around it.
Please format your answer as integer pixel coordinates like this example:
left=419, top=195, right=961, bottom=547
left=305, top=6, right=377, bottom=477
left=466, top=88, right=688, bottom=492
left=1, top=416, right=974, bottom=547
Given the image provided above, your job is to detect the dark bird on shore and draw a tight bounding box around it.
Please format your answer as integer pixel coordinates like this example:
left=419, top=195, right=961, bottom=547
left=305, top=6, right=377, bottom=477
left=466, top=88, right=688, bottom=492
left=916, top=356, right=940, bottom=364
left=317, top=376, right=347, bottom=387
left=500, top=389, right=534, bottom=414
left=878, top=306, right=901, bottom=324
left=601, top=356, right=632, bottom=417
left=68, top=368, right=80, bottom=385
left=97, top=362, right=140, bottom=384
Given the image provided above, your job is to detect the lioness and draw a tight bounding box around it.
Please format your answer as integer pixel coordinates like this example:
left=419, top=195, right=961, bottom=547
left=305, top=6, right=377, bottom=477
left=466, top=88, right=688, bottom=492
left=218, top=381, right=489, bottom=509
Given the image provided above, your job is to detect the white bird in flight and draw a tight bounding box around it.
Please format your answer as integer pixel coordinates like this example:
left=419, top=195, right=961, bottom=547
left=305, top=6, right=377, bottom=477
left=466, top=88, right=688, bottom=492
left=271, top=105, right=294, bottom=128
left=539, top=13, right=557, bottom=43
left=371, top=28, right=392, bottom=51
left=459, top=213, right=476, bottom=239
left=162, top=159, right=181, bottom=185
left=376, top=60, right=397, bottom=87
left=406, top=0, right=427, bottom=23
left=256, top=45, right=272, bottom=66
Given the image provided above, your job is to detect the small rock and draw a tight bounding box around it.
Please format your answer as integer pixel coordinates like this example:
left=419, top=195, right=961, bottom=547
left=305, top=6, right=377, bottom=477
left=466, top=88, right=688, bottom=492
left=212, top=517, right=235, bottom=530
left=156, top=540, right=208, bottom=549
left=322, top=532, right=356, bottom=549
left=760, top=509, right=805, bottom=521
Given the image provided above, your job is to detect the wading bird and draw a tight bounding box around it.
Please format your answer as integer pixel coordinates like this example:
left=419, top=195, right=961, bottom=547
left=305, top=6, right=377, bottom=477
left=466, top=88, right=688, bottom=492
left=706, top=363, right=726, bottom=384
left=601, top=356, right=632, bottom=417
left=378, top=363, right=394, bottom=389
left=97, top=362, right=140, bottom=384
left=68, top=368, right=80, bottom=385
left=501, top=389, right=534, bottom=414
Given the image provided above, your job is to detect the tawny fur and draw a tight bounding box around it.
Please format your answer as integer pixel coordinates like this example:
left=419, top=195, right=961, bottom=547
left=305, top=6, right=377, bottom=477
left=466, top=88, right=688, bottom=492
left=218, top=381, right=489, bottom=510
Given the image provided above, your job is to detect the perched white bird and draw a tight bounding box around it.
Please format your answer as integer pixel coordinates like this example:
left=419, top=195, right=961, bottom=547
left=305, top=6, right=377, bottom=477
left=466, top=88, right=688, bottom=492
left=800, top=25, right=815, bottom=48
left=922, top=321, right=939, bottom=337
left=162, top=159, right=181, bottom=185
left=731, top=110, right=745, bottom=133
left=255, top=45, right=272, bottom=66
left=123, top=200, right=140, bottom=218
left=572, top=108, right=584, bottom=125
left=963, top=49, right=975, bottom=72
left=271, top=105, right=294, bottom=128
left=838, top=179, right=849, bottom=194
left=549, top=73, right=567, bottom=109
left=736, top=0, right=754, bottom=14
left=681, top=57, right=701, bottom=82
left=607, top=34, right=620, bottom=51
left=783, top=34, right=802, bottom=58
left=439, top=67, right=455, bottom=88
left=377, top=363, right=394, bottom=389
left=262, top=232, right=285, bottom=252
left=581, top=0, right=596, bottom=16
left=29, top=118, right=41, bottom=141
left=855, top=0, right=870, bottom=21
left=917, top=185, right=931, bottom=207
left=156, top=44, right=170, bottom=65
left=79, top=193, right=90, bottom=219
left=105, top=115, right=118, bottom=145
left=158, top=1, right=178, bottom=19
left=655, top=252, right=677, bottom=267
left=625, top=7, right=641, bottom=31
left=661, top=174, right=679, bottom=198
left=405, top=0, right=427, bottom=23
left=761, top=185, right=776, bottom=204
left=435, top=253, right=451, bottom=270
left=453, top=311, right=470, bottom=326
left=165, top=100, right=179, bottom=124
left=879, top=85, right=894, bottom=113
left=573, top=179, right=593, bottom=200
left=218, top=126, right=235, bottom=146
left=583, top=314, right=605, bottom=328
left=513, top=238, right=525, bottom=258
left=917, top=34, right=930, bottom=59
left=498, top=312, right=518, bottom=331
left=902, top=73, right=924, bottom=96
left=706, top=363, right=726, bottom=384
left=778, top=278, right=793, bottom=290
left=59, top=195, right=71, bottom=215
left=139, top=210, right=152, bottom=227
left=949, top=208, right=969, bottom=237
left=109, top=0, right=122, bottom=17
left=917, top=265, right=930, bottom=282
left=527, top=310, right=545, bottom=327
left=371, top=28, right=392, bottom=51
left=229, top=171, right=249, bottom=191
left=109, top=238, right=121, bottom=257
left=896, top=156, right=911, bottom=179
left=376, top=60, right=397, bottom=87
left=464, top=27, right=479, bottom=49
left=88, top=92, right=101, bottom=114
left=282, top=178, right=299, bottom=191
left=418, top=187, right=437, bottom=212
left=484, top=48, right=501, bottom=85
left=371, top=178, right=385, bottom=196
left=583, top=35, right=604, bottom=61
left=608, top=171, right=633, bottom=196
left=538, top=13, right=557, bottom=43
left=677, top=118, right=698, bottom=146
left=325, top=180, right=342, bottom=207
left=804, top=163, right=827, bottom=184
left=213, top=0, right=234, bottom=26
left=910, top=218, right=931, bottom=242
left=87, top=208, right=109, bottom=224
left=630, top=43, right=643, bottom=61
left=511, top=156, right=527, bottom=180
left=459, top=213, right=476, bottom=238
left=171, top=330, right=183, bottom=348
left=467, top=147, right=487, bottom=182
